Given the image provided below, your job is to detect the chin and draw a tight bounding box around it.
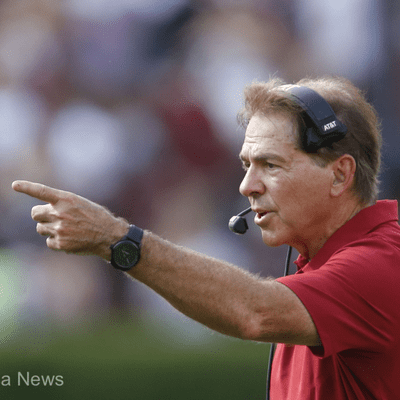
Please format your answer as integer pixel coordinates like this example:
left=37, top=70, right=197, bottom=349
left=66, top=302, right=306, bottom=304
left=261, top=231, right=286, bottom=248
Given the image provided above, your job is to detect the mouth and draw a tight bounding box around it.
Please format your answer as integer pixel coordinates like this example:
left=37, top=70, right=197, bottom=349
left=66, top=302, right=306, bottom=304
left=253, top=209, right=271, bottom=225
left=252, top=208, right=269, bottom=217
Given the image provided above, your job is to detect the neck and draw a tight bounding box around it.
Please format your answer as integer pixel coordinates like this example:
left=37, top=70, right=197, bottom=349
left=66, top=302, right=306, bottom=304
left=297, top=199, right=365, bottom=260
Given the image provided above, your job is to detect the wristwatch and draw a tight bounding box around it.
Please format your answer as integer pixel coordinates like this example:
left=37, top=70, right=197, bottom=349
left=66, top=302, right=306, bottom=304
left=110, top=224, right=143, bottom=271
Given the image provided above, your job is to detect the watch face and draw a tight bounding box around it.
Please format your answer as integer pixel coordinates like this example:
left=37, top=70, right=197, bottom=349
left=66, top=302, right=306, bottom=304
left=113, top=241, right=140, bottom=270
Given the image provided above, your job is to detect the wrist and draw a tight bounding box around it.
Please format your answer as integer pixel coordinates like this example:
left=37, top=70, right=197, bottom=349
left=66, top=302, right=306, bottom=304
left=101, top=217, right=130, bottom=261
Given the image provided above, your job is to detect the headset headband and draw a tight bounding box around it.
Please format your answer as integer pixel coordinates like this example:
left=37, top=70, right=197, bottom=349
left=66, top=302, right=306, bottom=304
left=279, top=84, right=347, bottom=152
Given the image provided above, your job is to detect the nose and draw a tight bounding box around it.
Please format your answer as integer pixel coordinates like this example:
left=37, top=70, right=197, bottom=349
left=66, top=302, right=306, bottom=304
left=239, top=167, right=265, bottom=198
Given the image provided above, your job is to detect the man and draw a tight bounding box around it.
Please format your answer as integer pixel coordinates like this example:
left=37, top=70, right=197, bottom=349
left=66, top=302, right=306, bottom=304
left=13, top=77, right=400, bottom=399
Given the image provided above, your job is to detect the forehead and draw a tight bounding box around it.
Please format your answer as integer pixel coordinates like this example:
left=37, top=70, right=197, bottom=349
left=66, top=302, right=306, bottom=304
left=239, top=113, right=299, bottom=161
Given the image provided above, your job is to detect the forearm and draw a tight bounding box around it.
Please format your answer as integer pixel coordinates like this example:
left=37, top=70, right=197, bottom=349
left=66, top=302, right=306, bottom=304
left=127, top=231, right=273, bottom=340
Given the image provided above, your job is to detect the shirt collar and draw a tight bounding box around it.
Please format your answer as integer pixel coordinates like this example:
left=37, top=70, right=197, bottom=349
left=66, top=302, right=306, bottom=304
left=294, top=200, right=399, bottom=272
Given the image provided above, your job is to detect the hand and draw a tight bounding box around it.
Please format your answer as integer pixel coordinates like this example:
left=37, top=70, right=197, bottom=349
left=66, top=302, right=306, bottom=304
left=12, top=180, right=129, bottom=260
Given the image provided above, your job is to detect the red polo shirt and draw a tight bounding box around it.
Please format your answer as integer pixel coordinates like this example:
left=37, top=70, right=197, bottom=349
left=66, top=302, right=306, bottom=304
left=273, top=200, right=400, bottom=399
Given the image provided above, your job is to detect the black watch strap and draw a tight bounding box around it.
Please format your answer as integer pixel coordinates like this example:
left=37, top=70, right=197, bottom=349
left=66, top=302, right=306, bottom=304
left=125, top=224, right=144, bottom=245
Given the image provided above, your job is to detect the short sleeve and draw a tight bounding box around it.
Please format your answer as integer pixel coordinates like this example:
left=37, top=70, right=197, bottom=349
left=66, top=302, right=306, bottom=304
left=277, top=236, right=400, bottom=358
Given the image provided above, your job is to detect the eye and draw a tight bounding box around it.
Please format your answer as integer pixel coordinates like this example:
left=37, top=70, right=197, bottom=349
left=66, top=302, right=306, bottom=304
left=242, top=162, right=250, bottom=171
left=266, top=162, right=277, bottom=169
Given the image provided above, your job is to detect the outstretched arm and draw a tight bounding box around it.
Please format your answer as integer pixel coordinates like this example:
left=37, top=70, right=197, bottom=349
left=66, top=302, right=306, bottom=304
left=12, top=180, right=320, bottom=346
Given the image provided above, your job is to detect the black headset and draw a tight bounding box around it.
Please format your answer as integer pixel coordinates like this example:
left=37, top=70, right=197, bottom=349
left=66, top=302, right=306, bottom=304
left=228, top=85, right=347, bottom=400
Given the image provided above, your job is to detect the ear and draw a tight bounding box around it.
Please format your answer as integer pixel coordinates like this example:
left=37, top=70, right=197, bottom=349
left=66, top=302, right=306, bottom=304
left=330, top=154, right=356, bottom=197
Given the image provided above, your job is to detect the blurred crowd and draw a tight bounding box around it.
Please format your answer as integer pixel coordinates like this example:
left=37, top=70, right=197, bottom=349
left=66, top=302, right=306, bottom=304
left=1, top=0, right=399, bottom=341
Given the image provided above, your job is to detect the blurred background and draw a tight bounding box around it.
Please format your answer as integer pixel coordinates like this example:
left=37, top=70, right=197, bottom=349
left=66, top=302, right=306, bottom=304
left=1, top=0, right=399, bottom=398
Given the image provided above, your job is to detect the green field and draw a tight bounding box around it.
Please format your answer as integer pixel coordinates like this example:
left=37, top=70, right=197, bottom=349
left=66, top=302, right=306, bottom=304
left=0, top=316, right=271, bottom=400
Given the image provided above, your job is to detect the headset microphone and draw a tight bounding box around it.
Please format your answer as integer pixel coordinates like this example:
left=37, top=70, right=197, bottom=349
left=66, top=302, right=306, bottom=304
left=228, top=207, right=252, bottom=234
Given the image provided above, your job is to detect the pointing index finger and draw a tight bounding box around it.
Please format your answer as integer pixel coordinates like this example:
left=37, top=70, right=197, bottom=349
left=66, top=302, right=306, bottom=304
left=12, top=181, right=62, bottom=204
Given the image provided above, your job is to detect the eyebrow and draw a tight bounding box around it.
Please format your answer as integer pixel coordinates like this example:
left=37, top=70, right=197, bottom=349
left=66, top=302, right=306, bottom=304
left=239, top=152, right=287, bottom=165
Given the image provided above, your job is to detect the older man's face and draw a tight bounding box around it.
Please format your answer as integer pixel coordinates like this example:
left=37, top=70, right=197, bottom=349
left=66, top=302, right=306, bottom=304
left=239, top=112, right=333, bottom=257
